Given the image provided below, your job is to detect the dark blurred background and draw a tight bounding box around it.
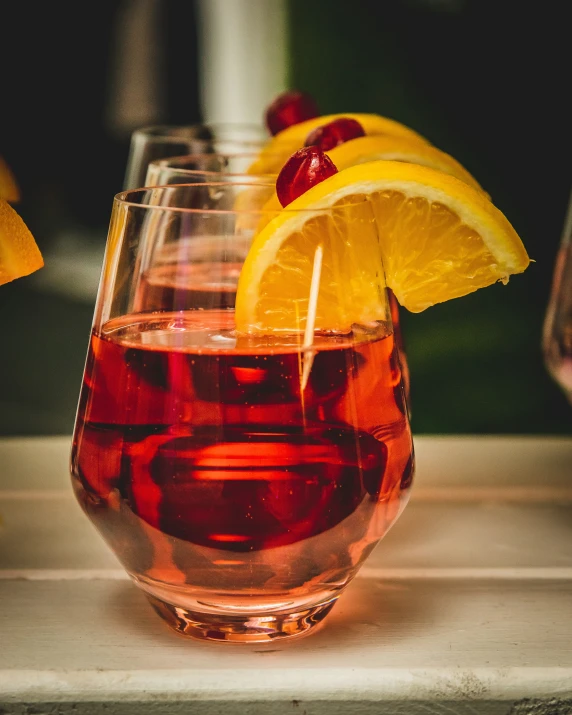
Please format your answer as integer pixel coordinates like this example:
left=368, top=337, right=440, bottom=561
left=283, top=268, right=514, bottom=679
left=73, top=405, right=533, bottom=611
left=1, top=0, right=571, bottom=436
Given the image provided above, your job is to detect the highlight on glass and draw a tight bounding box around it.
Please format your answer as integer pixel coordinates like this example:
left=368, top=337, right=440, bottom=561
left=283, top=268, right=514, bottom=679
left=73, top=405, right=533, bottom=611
left=543, top=187, right=572, bottom=405
left=70, top=182, right=414, bottom=643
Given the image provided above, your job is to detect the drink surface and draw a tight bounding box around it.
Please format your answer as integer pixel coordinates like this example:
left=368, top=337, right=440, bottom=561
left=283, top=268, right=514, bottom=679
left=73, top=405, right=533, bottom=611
left=71, top=310, right=413, bottom=600
left=135, top=260, right=411, bottom=406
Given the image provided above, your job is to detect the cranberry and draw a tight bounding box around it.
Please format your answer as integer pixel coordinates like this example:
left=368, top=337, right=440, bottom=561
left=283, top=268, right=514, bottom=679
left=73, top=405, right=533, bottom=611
left=265, top=90, right=320, bottom=136
left=276, top=146, right=338, bottom=207
left=304, top=117, right=366, bottom=152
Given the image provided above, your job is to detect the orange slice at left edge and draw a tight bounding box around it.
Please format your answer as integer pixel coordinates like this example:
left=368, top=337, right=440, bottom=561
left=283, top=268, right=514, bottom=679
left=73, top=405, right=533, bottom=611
left=0, top=199, right=43, bottom=286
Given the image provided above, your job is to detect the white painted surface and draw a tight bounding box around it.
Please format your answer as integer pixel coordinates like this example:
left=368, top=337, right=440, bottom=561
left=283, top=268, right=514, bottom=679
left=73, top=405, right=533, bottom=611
left=196, top=0, right=288, bottom=125
left=1, top=435, right=572, bottom=712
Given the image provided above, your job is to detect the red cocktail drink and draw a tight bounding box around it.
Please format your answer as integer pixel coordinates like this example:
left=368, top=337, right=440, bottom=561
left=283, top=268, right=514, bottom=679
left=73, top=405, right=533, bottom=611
left=72, top=309, right=412, bottom=613
left=70, top=182, right=414, bottom=642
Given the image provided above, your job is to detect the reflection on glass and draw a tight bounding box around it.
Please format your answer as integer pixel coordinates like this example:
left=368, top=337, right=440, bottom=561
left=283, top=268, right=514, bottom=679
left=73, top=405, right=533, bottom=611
left=543, top=188, right=572, bottom=405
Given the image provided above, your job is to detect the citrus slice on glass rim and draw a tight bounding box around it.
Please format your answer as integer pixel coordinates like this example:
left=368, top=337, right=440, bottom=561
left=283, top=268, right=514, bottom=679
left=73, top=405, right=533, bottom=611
left=234, top=160, right=530, bottom=334
left=254, top=133, right=489, bottom=225
left=0, top=199, right=43, bottom=286
left=248, top=113, right=432, bottom=176
left=328, top=135, right=485, bottom=193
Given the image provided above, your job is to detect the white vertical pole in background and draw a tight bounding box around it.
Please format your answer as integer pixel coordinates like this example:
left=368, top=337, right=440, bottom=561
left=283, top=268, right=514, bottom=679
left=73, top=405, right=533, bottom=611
left=196, top=0, right=288, bottom=126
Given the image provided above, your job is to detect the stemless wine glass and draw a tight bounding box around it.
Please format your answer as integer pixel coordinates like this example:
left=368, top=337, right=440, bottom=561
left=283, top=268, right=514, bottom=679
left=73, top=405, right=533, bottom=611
left=543, top=186, right=572, bottom=404
left=70, top=182, right=414, bottom=644
left=123, top=123, right=269, bottom=190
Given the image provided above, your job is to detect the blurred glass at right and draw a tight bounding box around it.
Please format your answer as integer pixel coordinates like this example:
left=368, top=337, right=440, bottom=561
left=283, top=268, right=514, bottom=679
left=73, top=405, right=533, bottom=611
left=543, top=187, right=572, bottom=405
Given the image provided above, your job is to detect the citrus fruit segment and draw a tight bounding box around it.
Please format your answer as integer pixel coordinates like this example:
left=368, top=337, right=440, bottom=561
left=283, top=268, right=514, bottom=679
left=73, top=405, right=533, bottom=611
left=236, top=196, right=386, bottom=334
left=0, top=199, right=43, bottom=286
left=327, top=135, right=485, bottom=193
left=234, top=160, right=530, bottom=333
left=0, top=156, right=21, bottom=203
left=247, top=113, right=431, bottom=176
left=254, top=134, right=489, bottom=227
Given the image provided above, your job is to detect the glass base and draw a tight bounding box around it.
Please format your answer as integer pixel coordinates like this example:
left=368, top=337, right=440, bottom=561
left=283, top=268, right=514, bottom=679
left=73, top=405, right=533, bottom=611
left=146, top=593, right=338, bottom=643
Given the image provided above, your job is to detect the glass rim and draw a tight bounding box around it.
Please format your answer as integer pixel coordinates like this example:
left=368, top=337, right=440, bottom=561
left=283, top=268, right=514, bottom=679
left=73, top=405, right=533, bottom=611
left=114, top=182, right=365, bottom=216
left=149, top=150, right=283, bottom=168
left=147, top=150, right=282, bottom=181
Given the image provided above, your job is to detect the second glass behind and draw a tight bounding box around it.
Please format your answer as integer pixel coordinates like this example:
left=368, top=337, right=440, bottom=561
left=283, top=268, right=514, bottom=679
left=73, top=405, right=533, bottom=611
left=145, top=152, right=276, bottom=187
left=141, top=153, right=277, bottom=312
left=123, top=123, right=269, bottom=190
left=71, top=182, right=414, bottom=643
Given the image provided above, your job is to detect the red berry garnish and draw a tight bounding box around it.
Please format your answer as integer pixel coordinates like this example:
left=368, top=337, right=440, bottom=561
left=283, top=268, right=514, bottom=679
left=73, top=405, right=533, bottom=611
left=265, top=90, right=320, bottom=136
left=276, top=146, right=338, bottom=207
left=304, top=117, right=366, bottom=152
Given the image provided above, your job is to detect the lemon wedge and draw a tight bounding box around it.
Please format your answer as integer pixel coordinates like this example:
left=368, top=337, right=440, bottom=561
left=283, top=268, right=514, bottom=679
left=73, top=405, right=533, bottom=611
left=0, top=199, right=43, bottom=286
left=235, top=160, right=530, bottom=333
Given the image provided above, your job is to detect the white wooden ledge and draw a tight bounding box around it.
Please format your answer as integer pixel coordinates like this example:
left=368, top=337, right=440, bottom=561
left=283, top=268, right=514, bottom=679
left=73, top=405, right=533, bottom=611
left=1, top=435, right=572, bottom=714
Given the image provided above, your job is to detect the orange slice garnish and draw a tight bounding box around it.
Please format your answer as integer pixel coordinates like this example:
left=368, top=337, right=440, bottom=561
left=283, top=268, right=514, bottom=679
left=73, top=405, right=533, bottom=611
left=0, top=199, right=43, bottom=286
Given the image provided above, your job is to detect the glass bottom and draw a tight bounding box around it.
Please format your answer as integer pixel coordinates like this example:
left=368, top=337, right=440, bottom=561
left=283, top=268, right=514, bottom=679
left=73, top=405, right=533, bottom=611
left=145, top=592, right=338, bottom=643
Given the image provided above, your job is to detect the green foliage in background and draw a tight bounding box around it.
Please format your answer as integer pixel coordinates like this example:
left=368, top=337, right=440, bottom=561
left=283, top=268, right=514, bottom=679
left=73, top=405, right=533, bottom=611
left=287, top=0, right=572, bottom=434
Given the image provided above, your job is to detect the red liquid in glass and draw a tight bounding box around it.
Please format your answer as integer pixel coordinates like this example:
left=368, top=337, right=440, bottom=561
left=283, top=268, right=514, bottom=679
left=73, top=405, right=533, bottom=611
left=135, top=262, right=411, bottom=406
left=71, top=310, right=413, bottom=607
